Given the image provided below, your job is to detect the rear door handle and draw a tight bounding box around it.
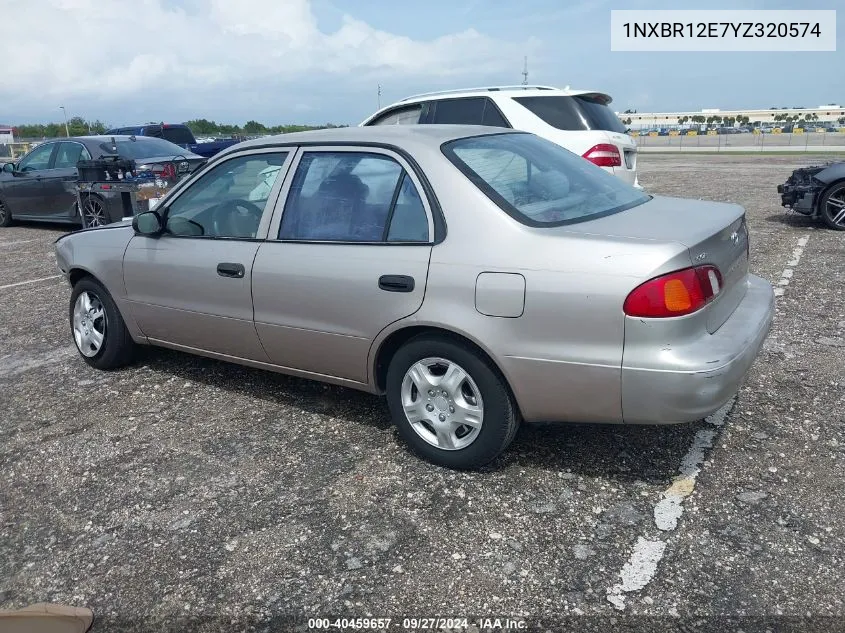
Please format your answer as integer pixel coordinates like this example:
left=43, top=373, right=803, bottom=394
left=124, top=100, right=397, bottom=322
left=378, top=274, right=415, bottom=293
left=217, top=262, right=245, bottom=278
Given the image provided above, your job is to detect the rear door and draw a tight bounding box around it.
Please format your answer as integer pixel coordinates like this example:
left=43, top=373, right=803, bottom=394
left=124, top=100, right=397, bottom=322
left=44, top=141, right=91, bottom=218
left=427, top=97, right=511, bottom=127
left=252, top=146, right=434, bottom=384
left=1, top=142, right=58, bottom=216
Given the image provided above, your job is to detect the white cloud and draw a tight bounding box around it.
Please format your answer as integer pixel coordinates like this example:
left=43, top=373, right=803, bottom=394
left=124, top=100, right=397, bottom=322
left=0, top=0, right=538, bottom=119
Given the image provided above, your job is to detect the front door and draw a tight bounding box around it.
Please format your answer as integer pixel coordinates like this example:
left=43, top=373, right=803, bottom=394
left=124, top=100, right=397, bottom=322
left=2, top=142, right=57, bottom=216
left=123, top=149, right=293, bottom=360
left=253, top=147, right=434, bottom=383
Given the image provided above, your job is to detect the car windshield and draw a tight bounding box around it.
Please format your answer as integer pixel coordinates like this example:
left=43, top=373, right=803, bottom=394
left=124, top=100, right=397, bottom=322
left=513, top=95, right=627, bottom=133
left=97, top=137, right=192, bottom=159
left=443, top=133, right=649, bottom=226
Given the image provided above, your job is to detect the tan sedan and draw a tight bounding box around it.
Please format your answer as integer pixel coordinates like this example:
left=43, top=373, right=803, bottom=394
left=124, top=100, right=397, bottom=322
left=55, top=126, right=774, bottom=469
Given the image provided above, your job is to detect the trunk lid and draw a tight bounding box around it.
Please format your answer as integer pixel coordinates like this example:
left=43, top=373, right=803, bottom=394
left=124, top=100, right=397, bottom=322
left=563, top=195, right=749, bottom=332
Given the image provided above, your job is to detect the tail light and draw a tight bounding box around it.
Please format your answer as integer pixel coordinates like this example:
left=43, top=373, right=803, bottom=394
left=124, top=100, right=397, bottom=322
left=623, top=265, right=723, bottom=318
left=161, top=162, right=177, bottom=179
left=582, top=143, right=622, bottom=168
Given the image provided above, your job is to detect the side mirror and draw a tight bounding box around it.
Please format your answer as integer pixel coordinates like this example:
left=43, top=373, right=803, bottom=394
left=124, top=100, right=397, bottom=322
left=2, top=162, right=15, bottom=174
left=132, top=211, right=164, bottom=236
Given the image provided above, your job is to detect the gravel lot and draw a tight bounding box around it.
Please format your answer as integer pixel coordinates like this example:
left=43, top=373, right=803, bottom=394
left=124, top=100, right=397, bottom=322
left=1, top=154, right=843, bottom=632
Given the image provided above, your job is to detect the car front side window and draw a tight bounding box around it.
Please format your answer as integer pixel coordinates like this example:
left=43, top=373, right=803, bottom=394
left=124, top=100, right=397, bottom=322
left=278, top=151, right=430, bottom=243
left=163, top=152, right=288, bottom=239
left=18, top=143, right=55, bottom=172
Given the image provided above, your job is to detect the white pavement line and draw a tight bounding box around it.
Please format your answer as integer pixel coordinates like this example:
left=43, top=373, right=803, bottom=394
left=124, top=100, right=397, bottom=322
left=607, top=538, right=667, bottom=610
left=654, top=398, right=734, bottom=531
left=774, top=234, right=810, bottom=297
left=0, top=275, right=62, bottom=290
left=0, top=345, right=76, bottom=378
left=606, top=397, right=736, bottom=610
left=0, top=239, right=37, bottom=247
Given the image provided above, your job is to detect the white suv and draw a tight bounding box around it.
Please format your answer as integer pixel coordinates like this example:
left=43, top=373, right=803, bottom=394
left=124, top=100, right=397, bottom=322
left=360, top=85, right=640, bottom=187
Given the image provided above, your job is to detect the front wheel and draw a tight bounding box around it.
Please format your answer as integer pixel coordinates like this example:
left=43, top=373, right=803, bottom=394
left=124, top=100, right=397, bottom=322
left=0, top=199, right=12, bottom=227
left=819, top=181, right=845, bottom=231
left=386, top=335, right=519, bottom=469
left=70, top=277, right=135, bottom=369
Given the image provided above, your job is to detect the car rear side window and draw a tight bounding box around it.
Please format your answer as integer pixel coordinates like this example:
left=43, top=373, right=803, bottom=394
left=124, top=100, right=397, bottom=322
left=513, top=95, right=627, bottom=133
left=369, top=105, right=423, bottom=126
left=279, top=152, right=429, bottom=243
left=54, top=142, right=91, bottom=168
left=443, top=133, right=648, bottom=226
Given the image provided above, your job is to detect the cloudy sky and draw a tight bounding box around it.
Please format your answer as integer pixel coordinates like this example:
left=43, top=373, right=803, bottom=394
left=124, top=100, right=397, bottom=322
left=1, top=0, right=842, bottom=127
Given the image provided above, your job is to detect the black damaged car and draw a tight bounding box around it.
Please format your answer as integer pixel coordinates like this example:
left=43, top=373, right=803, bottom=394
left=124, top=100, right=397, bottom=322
left=778, top=161, right=845, bottom=230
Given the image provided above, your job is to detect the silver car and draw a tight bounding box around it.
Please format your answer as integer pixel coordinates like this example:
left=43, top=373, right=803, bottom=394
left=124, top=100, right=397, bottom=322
left=55, top=126, right=774, bottom=469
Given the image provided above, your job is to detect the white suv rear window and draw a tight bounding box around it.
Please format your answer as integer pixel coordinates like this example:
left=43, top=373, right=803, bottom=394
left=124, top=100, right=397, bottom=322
left=513, top=95, right=627, bottom=133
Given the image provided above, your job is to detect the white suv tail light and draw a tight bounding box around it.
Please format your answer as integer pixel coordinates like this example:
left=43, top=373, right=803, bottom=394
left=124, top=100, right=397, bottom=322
left=582, top=143, right=622, bottom=168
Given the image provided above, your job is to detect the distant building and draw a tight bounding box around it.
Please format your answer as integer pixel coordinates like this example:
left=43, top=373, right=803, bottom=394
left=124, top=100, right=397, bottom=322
left=0, top=125, right=14, bottom=143
left=617, top=106, right=845, bottom=129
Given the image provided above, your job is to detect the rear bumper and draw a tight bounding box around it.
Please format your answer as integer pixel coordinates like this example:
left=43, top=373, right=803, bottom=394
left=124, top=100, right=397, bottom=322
left=621, top=274, right=774, bottom=424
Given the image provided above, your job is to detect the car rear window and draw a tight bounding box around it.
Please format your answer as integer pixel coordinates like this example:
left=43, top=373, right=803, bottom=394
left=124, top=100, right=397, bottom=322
left=513, top=95, right=627, bottom=133
left=161, top=127, right=195, bottom=145
left=98, top=137, right=193, bottom=159
left=442, top=133, right=649, bottom=226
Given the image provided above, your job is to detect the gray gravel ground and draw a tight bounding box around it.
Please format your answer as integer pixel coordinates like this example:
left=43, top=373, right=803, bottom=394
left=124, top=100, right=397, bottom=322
left=0, top=155, right=843, bottom=632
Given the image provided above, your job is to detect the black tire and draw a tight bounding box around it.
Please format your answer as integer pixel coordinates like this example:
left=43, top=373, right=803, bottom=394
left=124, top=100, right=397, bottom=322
left=386, top=334, right=519, bottom=469
left=80, top=195, right=110, bottom=228
left=819, top=181, right=845, bottom=231
left=0, top=198, right=12, bottom=227
left=69, top=277, right=135, bottom=369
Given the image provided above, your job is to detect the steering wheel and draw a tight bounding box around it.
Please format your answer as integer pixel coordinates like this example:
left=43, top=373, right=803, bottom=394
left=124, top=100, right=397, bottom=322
left=211, top=199, right=264, bottom=238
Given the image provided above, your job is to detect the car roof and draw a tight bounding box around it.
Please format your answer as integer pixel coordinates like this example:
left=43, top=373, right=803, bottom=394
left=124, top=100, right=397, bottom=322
left=399, top=86, right=610, bottom=102
left=215, top=124, right=520, bottom=158
left=361, top=85, right=613, bottom=125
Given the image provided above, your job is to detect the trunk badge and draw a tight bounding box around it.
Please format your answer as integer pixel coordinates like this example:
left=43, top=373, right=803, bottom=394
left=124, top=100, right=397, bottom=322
left=730, top=231, right=740, bottom=244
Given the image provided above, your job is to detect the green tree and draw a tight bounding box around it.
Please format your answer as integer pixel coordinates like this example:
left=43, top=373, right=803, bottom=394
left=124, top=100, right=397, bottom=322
left=185, top=119, right=219, bottom=135
left=243, top=120, right=267, bottom=134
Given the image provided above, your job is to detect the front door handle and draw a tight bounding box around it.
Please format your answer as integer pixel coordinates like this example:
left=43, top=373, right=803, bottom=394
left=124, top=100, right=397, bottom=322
left=217, top=262, right=245, bottom=278
left=379, top=274, right=415, bottom=293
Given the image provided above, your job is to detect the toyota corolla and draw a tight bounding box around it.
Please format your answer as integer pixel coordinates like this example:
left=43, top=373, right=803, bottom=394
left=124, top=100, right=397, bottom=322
left=54, top=126, right=774, bottom=469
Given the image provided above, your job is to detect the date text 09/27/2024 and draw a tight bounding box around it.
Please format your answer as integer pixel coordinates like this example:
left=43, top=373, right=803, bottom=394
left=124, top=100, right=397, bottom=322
left=307, top=617, right=528, bottom=630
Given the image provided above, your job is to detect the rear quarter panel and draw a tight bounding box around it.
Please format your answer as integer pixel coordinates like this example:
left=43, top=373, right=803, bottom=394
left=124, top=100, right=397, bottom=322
left=379, top=149, right=688, bottom=423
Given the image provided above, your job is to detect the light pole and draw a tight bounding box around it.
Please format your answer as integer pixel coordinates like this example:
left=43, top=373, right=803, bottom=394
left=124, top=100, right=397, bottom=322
left=59, top=106, right=69, bottom=137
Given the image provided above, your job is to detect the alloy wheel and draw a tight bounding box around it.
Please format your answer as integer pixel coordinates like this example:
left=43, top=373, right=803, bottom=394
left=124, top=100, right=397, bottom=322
left=72, top=291, right=106, bottom=357
left=83, top=198, right=107, bottom=228
left=400, top=357, right=484, bottom=451
left=825, top=185, right=845, bottom=228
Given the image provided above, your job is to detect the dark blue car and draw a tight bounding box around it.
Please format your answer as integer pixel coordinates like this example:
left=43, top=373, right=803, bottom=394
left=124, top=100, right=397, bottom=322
left=105, top=123, right=241, bottom=158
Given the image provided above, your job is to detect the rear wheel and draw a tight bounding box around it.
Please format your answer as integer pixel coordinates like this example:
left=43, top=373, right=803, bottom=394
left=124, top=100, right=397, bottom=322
left=386, top=335, right=519, bottom=469
left=81, top=195, right=109, bottom=228
left=0, top=199, right=12, bottom=227
left=70, top=277, right=135, bottom=369
left=819, top=181, right=845, bottom=231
